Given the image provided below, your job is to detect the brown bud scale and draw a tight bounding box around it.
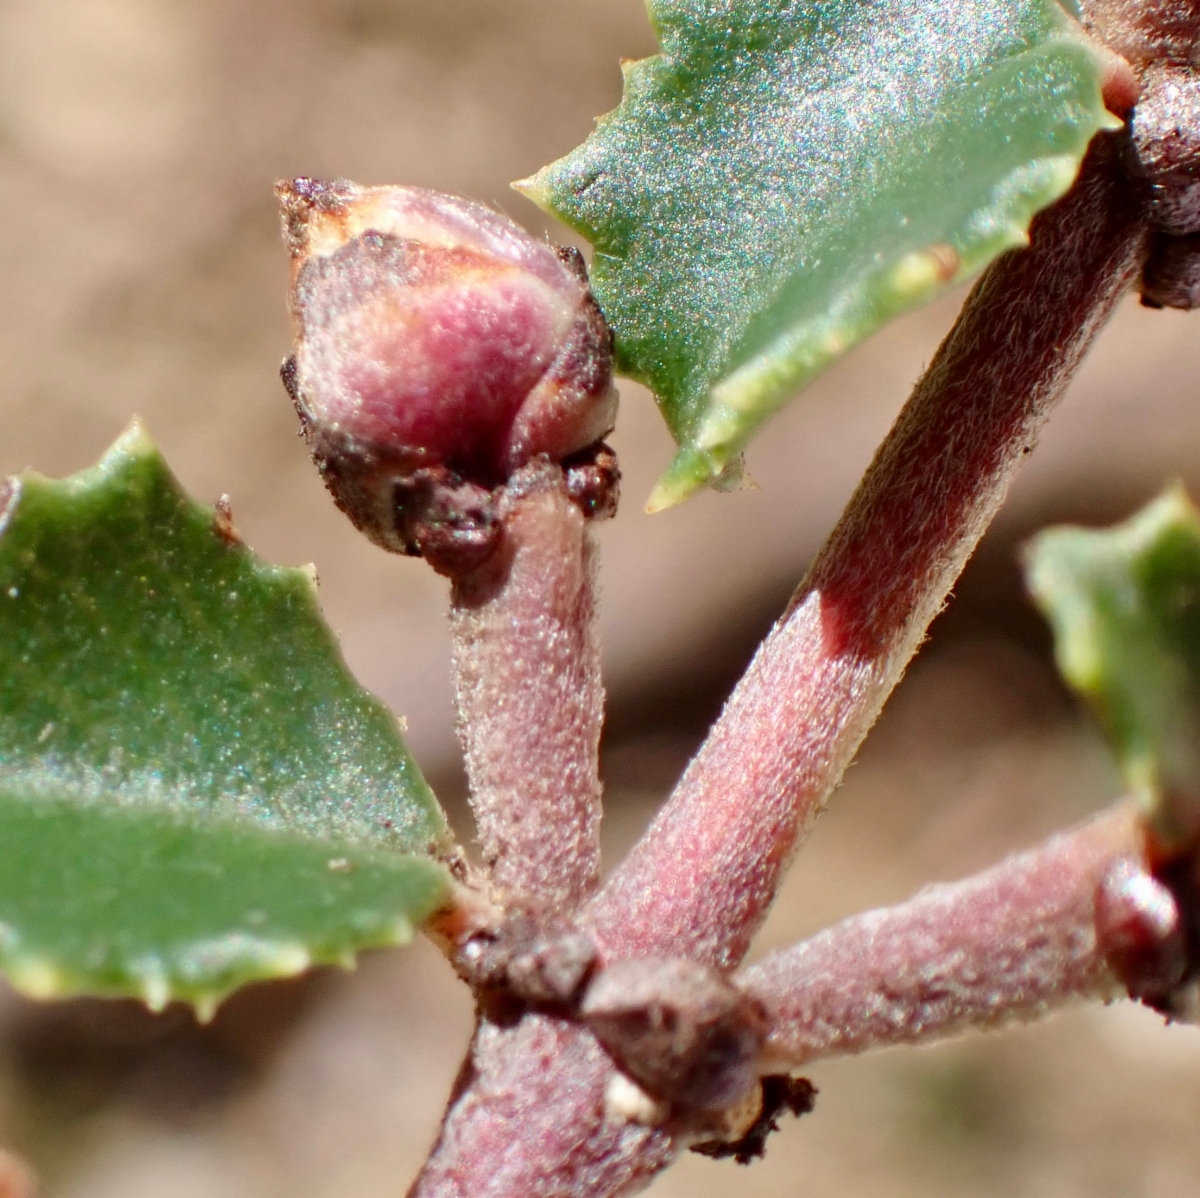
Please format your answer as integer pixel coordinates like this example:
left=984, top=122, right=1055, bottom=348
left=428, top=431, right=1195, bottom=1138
left=580, top=957, right=769, bottom=1113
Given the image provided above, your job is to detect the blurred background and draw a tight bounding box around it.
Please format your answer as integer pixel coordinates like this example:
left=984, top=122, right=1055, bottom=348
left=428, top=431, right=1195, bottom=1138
left=0, top=0, right=1198, bottom=1194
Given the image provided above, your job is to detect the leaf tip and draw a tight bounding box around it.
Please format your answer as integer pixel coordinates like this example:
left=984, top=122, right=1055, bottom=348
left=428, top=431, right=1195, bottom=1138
left=1098, top=107, right=1126, bottom=134
left=511, top=172, right=550, bottom=214
left=193, top=993, right=221, bottom=1024
left=647, top=449, right=712, bottom=512
left=1157, top=479, right=1199, bottom=522
left=108, top=416, right=158, bottom=463
left=140, top=970, right=171, bottom=1013
left=644, top=484, right=681, bottom=515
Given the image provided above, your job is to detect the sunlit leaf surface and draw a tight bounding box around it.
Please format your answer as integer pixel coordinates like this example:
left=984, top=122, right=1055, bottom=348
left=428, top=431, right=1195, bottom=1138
left=0, top=424, right=452, bottom=1013
left=529, top=0, right=1117, bottom=507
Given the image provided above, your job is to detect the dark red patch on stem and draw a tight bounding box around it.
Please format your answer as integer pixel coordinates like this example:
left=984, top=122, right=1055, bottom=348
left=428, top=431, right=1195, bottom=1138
left=586, top=135, right=1150, bottom=972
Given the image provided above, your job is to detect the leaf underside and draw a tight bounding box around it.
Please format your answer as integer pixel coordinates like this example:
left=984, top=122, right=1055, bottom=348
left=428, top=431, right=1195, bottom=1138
left=528, top=0, right=1117, bottom=508
left=1027, top=487, right=1200, bottom=850
left=0, top=424, right=451, bottom=1015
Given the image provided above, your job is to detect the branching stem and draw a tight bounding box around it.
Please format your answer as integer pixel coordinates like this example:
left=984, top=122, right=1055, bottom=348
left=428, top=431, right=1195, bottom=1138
left=412, top=137, right=1153, bottom=1198
left=586, top=134, right=1152, bottom=972
left=738, top=803, right=1152, bottom=1066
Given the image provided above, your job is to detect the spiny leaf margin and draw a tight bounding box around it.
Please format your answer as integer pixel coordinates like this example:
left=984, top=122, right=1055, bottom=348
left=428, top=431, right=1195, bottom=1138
left=0, top=789, right=450, bottom=1018
left=1026, top=486, right=1200, bottom=850
left=0, top=423, right=453, bottom=1013
left=526, top=0, right=1119, bottom=507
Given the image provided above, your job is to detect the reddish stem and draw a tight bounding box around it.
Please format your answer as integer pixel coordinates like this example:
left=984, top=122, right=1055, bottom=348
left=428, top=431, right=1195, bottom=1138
left=410, top=137, right=1151, bottom=1198
left=451, top=461, right=605, bottom=914
left=1080, top=0, right=1200, bottom=71
left=585, top=134, right=1151, bottom=972
left=738, top=804, right=1157, bottom=1065
left=409, top=1016, right=672, bottom=1198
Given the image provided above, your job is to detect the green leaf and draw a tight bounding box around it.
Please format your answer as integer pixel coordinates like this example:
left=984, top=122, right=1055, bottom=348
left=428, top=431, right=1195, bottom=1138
left=526, top=0, right=1118, bottom=508
left=1026, top=487, right=1200, bottom=850
left=0, top=423, right=453, bottom=1014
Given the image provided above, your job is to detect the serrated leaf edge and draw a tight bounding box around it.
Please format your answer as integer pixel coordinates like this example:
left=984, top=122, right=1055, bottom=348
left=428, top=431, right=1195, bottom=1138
left=520, top=11, right=1119, bottom=512
left=0, top=421, right=459, bottom=1014
left=0, top=904, right=428, bottom=1022
left=1026, top=484, right=1200, bottom=844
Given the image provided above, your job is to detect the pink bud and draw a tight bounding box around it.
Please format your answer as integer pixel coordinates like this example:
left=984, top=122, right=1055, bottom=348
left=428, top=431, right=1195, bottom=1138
left=276, top=178, right=617, bottom=556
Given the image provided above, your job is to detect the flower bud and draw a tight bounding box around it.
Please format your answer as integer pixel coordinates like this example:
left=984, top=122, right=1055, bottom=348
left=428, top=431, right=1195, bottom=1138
left=276, top=177, right=617, bottom=557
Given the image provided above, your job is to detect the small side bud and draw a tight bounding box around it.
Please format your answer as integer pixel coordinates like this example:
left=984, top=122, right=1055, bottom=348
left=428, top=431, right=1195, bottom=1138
left=1094, top=858, right=1188, bottom=1002
left=456, top=914, right=599, bottom=1014
left=504, top=930, right=598, bottom=1008
left=275, top=178, right=617, bottom=560
left=580, top=957, right=769, bottom=1113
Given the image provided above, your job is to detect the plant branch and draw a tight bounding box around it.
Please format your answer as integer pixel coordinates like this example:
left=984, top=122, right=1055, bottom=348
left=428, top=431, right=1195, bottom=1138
left=408, top=1016, right=673, bottom=1198
left=1080, top=0, right=1200, bottom=71
left=585, top=133, right=1152, bottom=973
left=408, top=133, right=1152, bottom=1198
left=737, top=803, right=1182, bottom=1066
left=451, top=459, right=608, bottom=915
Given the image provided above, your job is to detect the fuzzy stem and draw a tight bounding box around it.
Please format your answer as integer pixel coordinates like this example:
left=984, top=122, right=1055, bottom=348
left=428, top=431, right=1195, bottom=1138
left=451, top=461, right=604, bottom=914
left=409, top=136, right=1150, bottom=1198
left=738, top=804, right=1147, bottom=1066
left=408, top=1016, right=672, bottom=1198
left=1079, top=0, right=1200, bottom=71
left=585, top=134, right=1151, bottom=972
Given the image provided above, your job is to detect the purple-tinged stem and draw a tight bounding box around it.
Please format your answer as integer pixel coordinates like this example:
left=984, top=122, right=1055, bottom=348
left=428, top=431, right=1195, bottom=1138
left=407, top=136, right=1150, bottom=1198
left=451, top=461, right=604, bottom=914
left=586, top=134, right=1151, bottom=972
left=738, top=804, right=1159, bottom=1065
left=407, top=1016, right=672, bottom=1198
left=1080, top=0, right=1200, bottom=72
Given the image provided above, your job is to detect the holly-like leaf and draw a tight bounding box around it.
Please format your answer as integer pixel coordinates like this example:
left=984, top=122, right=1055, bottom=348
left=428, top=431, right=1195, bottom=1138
left=526, top=0, right=1118, bottom=508
left=1026, top=487, right=1200, bottom=850
left=0, top=423, right=452, bottom=1015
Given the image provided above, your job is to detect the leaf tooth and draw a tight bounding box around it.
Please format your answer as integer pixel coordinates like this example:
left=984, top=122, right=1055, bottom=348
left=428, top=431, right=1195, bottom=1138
left=6, top=955, right=63, bottom=1000
left=511, top=173, right=550, bottom=212
left=646, top=448, right=718, bottom=512
left=193, top=992, right=221, bottom=1024
left=103, top=417, right=158, bottom=474
left=136, top=960, right=171, bottom=1013
left=883, top=245, right=962, bottom=299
